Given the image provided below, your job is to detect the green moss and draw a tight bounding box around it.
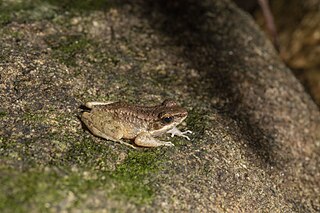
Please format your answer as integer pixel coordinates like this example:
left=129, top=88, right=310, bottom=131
left=44, top=0, right=113, bottom=11
left=0, top=165, right=103, bottom=212
left=0, top=0, right=116, bottom=27
left=62, top=137, right=109, bottom=168
left=185, top=108, right=206, bottom=136
left=0, top=0, right=57, bottom=25
left=0, top=13, right=11, bottom=26
left=47, top=35, right=93, bottom=67
left=109, top=150, right=164, bottom=204
left=64, top=134, right=164, bottom=204
left=1, top=127, right=166, bottom=210
left=0, top=148, right=165, bottom=211
left=0, top=111, right=6, bottom=118
left=0, top=167, right=63, bottom=212
left=23, top=112, right=46, bottom=122
left=64, top=138, right=163, bottom=205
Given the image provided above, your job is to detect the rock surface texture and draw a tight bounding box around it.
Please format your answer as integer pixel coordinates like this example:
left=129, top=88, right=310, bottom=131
left=0, top=0, right=319, bottom=212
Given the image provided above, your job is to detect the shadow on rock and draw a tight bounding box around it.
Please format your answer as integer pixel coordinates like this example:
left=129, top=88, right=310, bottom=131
left=133, top=0, right=292, bottom=169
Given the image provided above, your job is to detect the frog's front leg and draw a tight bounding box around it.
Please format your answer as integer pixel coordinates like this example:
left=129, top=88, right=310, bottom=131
left=134, top=132, right=174, bottom=147
left=167, top=127, right=192, bottom=140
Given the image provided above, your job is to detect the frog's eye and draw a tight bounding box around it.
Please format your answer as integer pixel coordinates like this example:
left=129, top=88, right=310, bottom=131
left=162, top=116, right=174, bottom=124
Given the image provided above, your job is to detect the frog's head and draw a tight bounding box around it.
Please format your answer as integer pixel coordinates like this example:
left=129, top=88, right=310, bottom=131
left=150, top=99, right=188, bottom=135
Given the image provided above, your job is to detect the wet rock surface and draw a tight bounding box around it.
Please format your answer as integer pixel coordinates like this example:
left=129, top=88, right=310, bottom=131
left=0, top=0, right=319, bottom=212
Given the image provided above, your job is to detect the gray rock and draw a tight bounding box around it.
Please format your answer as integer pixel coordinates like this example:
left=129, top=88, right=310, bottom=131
left=0, top=0, right=319, bottom=212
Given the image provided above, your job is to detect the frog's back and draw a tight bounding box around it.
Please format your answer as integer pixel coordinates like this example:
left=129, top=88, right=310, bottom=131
left=81, top=99, right=189, bottom=142
left=90, top=102, right=159, bottom=135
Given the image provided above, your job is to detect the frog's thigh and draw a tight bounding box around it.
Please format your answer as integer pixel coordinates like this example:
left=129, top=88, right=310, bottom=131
left=98, top=121, right=125, bottom=141
left=82, top=112, right=123, bottom=141
left=134, top=132, right=174, bottom=147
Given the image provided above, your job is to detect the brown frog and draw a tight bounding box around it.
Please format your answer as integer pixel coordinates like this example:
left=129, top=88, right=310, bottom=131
left=81, top=99, right=192, bottom=148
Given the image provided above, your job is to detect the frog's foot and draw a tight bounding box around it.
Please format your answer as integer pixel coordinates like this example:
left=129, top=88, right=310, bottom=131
left=162, top=141, right=175, bottom=147
left=134, top=132, right=175, bottom=148
left=167, top=127, right=192, bottom=140
left=118, top=140, right=137, bottom=149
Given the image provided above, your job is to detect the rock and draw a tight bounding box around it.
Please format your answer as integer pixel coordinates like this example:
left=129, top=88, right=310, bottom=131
left=0, top=0, right=319, bottom=212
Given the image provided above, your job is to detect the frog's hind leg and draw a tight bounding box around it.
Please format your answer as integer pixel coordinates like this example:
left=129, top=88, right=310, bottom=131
left=85, top=101, right=115, bottom=109
left=81, top=112, right=136, bottom=149
left=89, top=125, right=136, bottom=149
left=134, top=132, right=174, bottom=147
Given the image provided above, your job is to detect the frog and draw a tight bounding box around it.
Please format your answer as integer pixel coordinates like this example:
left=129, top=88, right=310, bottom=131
left=81, top=99, right=192, bottom=148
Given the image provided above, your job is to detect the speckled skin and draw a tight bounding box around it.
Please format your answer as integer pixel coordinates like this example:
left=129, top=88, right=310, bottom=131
left=81, top=99, right=191, bottom=148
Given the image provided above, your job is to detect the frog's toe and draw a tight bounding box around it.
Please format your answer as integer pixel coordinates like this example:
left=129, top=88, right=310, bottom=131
left=118, top=141, right=137, bottom=149
left=181, top=135, right=191, bottom=140
left=163, top=142, right=175, bottom=147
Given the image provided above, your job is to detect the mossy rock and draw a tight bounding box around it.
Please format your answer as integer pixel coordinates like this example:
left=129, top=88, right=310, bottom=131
left=0, top=0, right=319, bottom=212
